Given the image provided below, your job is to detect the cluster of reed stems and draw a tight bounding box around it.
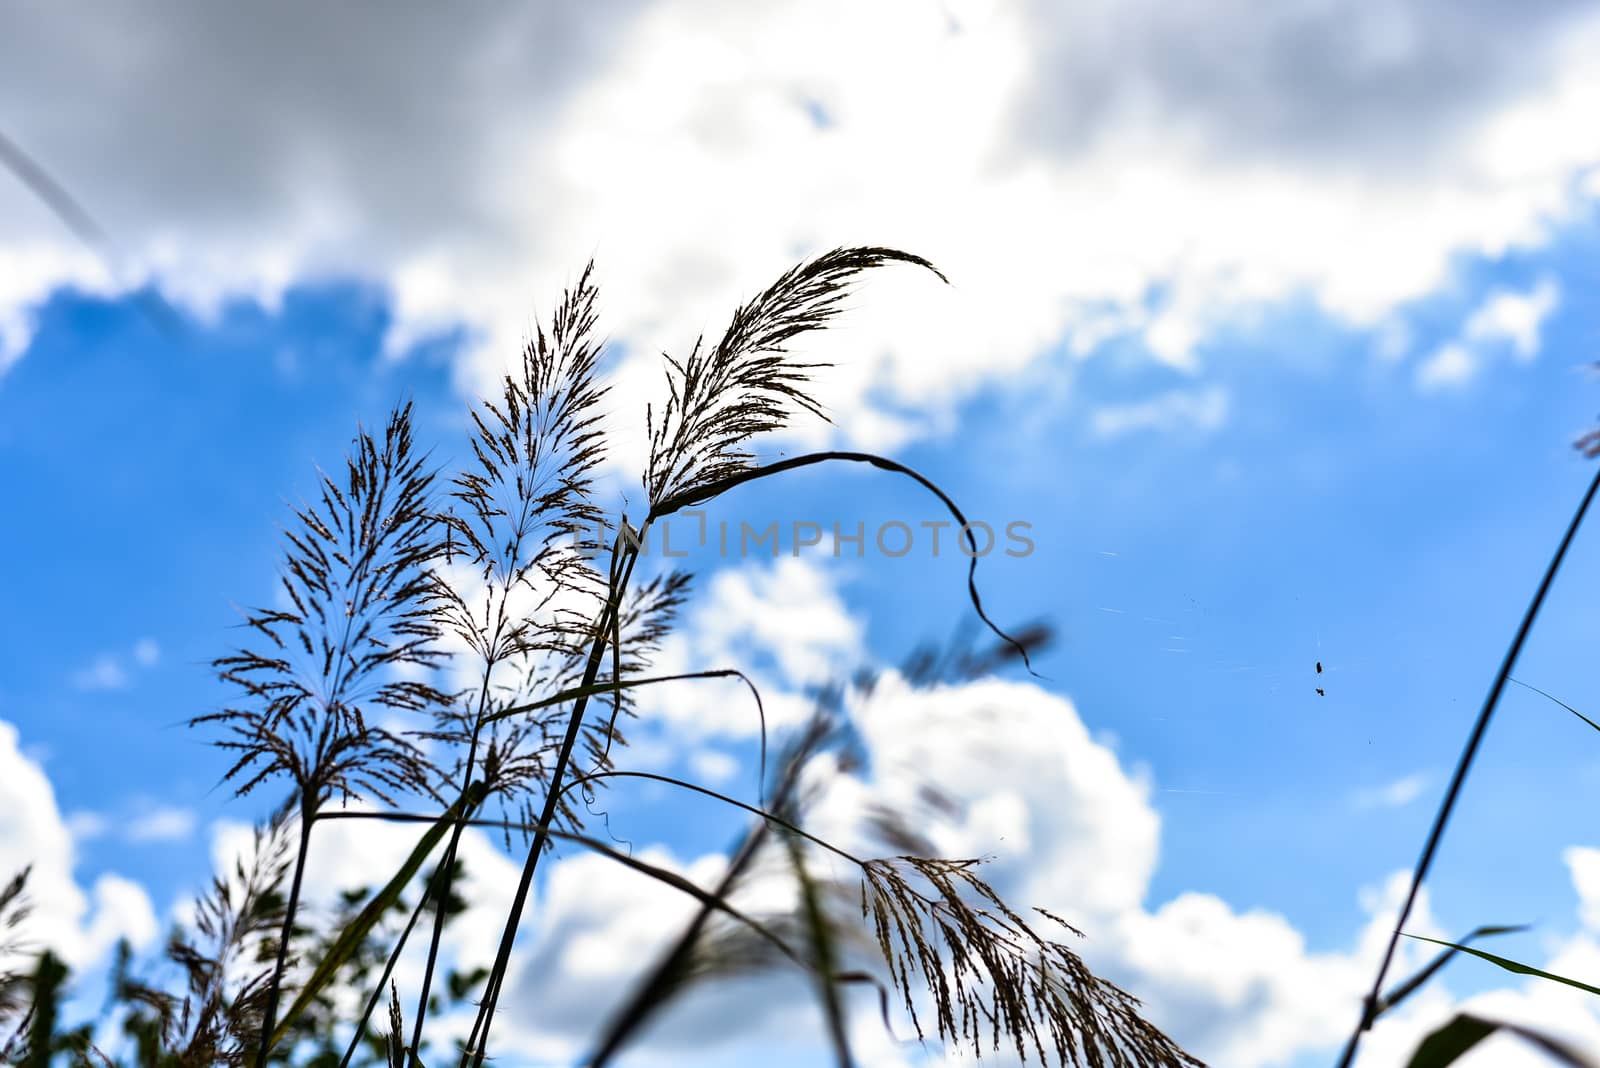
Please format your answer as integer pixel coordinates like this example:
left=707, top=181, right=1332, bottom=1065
left=155, top=247, right=1194, bottom=1067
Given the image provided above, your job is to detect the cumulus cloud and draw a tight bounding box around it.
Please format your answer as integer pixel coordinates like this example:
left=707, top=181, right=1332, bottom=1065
left=481, top=661, right=1600, bottom=1066
left=398, top=560, right=1595, bottom=1065
left=0, top=719, right=158, bottom=971
left=212, top=808, right=525, bottom=975
left=688, top=558, right=862, bottom=688
left=495, top=847, right=819, bottom=1065
left=1337, top=850, right=1600, bottom=1067
left=642, top=557, right=862, bottom=739
left=455, top=548, right=1600, bottom=1063
left=464, top=668, right=1448, bottom=1066
left=1416, top=276, right=1562, bottom=390
left=817, top=674, right=1447, bottom=1067
left=5, top=1, right=1600, bottom=444
left=1465, top=277, right=1562, bottom=360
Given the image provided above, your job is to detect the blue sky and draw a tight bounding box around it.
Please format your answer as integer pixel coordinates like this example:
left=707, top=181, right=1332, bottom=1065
left=7, top=3, right=1600, bottom=1066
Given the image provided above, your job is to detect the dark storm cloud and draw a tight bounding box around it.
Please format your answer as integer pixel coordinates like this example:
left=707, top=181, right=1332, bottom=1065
left=1013, top=0, right=1597, bottom=169
left=0, top=1, right=647, bottom=243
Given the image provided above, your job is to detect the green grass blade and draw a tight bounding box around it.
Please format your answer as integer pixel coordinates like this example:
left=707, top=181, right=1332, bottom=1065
left=1374, top=924, right=1528, bottom=1019
left=786, top=832, right=854, bottom=1068
left=266, top=786, right=482, bottom=1056
left=1403, top=934, right=1600, bottom=996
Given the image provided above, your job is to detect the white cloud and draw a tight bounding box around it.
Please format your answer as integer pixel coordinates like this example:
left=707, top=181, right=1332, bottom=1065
left=71, top=654, right=128, bottom=692
left=482, top=550, right=1600, bottom=1064
left=4, top=3, right=1600, bottom=445
left=495, top=847, right=798, bottom=1064
left=65, top=800, right=199, bottom=847
left=1464, top=277, right=1561, bottom=360
left=193, top=768, right=1600, bottom=1068
left=687, top=748, right=740, bottom=786
left=1417, top=342, right=1478, bottom=391
left=454, top=564, right=1455, bottom=1065
left=692, top=558, right=862, bottom=688
left=1416, top=276, right=1562, bottom=390
left=1338, top=852, right=1600, bottom=1067
left=0, top=719, right=158, bottom=971
left=1090, top=385, right=1230, bottom=439
left=643, top=557, right=862, bottom=739
left=65, top=810, right=109, bottom=843
left=813, top=674, right=1455, bottom=1067
left=1566, top=845, right=1600, bottom=932
left=540, top=664, right=1600, bottom=1067
left=131, top=638, right=160, bottom=668
left=198, top=803, right=528, bottom=1060
left=125, top=805, right=197, bottom=843
left=69, top=637, right=163, bottom=692
left=1353, top=771, right=1430, bottom=811
left=465, top=667, right=1459, bottom=1067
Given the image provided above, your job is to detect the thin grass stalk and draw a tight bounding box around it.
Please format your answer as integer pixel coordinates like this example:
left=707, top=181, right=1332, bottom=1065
left=314, top=809, right=809, bottom=971
left=478, top=668, right=769, bottom=798
left=463, top=526, right=644, bottom=1066
left=333, top=782, right=483, bottom=1068
left=585, top=721, right=826, bottom=1067
left=464, top=542, right=638, bottom=1057
left=404, top=808, right=465, bottom=1066
left=585, top=806, right=773, bottom=1068
left=255, top=804, right=313, bottom=1068
left=338, top=873, right=431, bottom=1068
left=1336, top=462, right=1600, bottom=1068
left=407, top=671, right=498, bottom=1068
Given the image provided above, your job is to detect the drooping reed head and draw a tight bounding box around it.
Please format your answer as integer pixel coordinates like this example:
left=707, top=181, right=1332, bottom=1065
left=645, top=247, right=945, bottom=509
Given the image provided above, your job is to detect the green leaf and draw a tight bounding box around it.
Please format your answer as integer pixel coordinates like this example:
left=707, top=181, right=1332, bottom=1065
left=1374, top=925, right=1528, bottom=1019
left=266, top=786, right=483, bottom=1055
left=786, top=832, right=853, bottom=1068
left=1406, top=1013, right=1598, bottom=1068
left=1403, top=934, right=1600, bottom=997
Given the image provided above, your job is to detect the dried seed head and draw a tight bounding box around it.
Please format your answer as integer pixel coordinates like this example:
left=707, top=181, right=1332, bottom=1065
left=197, top=403, right=447, bottom=809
